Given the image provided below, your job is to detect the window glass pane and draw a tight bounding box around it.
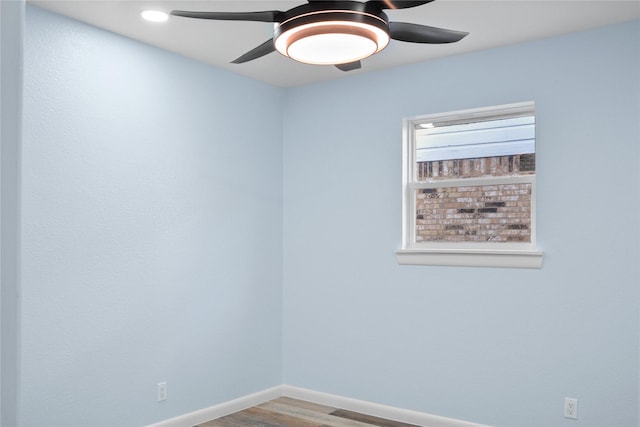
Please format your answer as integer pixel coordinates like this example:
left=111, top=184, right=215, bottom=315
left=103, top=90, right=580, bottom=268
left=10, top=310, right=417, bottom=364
left=415, top=115, right=535, bottom=182
left=415, top=183, right=532, bottom=243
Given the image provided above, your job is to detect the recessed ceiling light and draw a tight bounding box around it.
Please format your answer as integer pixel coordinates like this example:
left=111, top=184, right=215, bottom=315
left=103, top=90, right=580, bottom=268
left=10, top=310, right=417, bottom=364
left=141, top=10, right=169, bottom=23
left=420, top=123, right=435, bottom=129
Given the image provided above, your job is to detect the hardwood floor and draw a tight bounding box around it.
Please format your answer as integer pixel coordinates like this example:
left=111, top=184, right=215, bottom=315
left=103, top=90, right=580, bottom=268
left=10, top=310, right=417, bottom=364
left=196, top=397, right=421, bottom=427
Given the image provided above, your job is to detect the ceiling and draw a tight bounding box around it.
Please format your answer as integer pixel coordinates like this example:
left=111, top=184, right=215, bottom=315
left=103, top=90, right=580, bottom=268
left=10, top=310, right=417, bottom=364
left=30, top=0, right=640, bottom=87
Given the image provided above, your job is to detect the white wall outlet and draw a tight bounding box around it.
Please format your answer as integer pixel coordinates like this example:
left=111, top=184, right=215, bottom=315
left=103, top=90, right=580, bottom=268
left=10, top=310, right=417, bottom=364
left=157, top=382, right=167, bottom=401
left=564, top=397, right=578, bottom=419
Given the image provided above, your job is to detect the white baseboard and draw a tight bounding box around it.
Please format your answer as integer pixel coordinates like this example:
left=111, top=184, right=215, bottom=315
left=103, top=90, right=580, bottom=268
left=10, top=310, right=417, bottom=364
left=282, top=385, right=492, bottom=427
left=147, top=384, right=492, bottom=427
left=146, top=385, right=284, bottom=427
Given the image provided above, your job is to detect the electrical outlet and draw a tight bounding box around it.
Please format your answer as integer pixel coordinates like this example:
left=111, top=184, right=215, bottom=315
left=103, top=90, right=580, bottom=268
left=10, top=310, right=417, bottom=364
left=157, top=382, right=167, bottom=401
left=564, top=397, right=578, bottom=419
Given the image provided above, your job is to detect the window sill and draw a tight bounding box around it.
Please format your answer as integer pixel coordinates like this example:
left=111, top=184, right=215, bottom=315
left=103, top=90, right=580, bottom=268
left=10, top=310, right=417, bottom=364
left=396, top=248, right=543, bottom=269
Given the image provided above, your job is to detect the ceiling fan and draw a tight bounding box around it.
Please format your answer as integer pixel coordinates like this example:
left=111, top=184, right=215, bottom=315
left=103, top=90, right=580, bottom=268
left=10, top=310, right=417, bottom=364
left=171, top=0, right=468, bottom=71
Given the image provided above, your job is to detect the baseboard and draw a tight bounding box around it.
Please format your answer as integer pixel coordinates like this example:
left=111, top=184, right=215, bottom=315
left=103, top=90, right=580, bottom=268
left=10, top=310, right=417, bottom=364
left=147, top=384, right=492, bottom=427
left=146, top=385, right=284, bottom=427
left=282, top=385, right=492, bottom=427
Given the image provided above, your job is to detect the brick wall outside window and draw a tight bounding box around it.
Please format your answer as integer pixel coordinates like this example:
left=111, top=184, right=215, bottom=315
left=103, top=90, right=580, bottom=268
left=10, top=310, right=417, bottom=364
left=415, top=154, right=534, bottom=243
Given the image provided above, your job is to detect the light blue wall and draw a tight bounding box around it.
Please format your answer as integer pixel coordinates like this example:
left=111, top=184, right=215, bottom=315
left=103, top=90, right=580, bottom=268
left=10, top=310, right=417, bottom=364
left=283, top=20, right=640, bottom=427
left=1, top=1, right=24, bottom=426
left=21, top=6, right=284, bottom=426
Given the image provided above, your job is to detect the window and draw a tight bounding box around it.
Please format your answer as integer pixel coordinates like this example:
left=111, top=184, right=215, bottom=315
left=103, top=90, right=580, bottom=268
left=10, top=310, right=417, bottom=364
left=397, top=102, right=543, bottom=268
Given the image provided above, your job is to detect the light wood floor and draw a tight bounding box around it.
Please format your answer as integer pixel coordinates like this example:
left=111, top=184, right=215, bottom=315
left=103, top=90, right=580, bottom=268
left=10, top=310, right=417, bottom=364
left=196, top=397, right=421, bottom=427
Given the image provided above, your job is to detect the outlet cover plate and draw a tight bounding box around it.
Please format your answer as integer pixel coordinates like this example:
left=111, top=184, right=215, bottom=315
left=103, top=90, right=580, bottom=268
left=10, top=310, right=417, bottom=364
left=564, top=397, right=577, bottom=419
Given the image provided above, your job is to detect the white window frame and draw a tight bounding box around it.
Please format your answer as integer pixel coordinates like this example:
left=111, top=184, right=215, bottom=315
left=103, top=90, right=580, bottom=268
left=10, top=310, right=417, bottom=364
left=397, top=102, right=543, bottom=268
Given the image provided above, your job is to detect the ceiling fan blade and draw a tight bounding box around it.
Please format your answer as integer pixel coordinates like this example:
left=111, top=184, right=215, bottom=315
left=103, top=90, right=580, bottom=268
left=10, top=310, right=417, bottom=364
left=231, top=39, right=275, bottom=64
left=335, top=61, right=362, bottom=72
left=367, top=1, right=434, bottom=10
left=171, top=10, right=283, bottom=23
left=389, top=22, right=468, bottom=43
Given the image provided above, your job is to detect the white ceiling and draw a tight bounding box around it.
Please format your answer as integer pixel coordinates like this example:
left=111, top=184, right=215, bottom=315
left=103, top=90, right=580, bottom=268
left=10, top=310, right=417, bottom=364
left=30, top=0, right=640, bottom=87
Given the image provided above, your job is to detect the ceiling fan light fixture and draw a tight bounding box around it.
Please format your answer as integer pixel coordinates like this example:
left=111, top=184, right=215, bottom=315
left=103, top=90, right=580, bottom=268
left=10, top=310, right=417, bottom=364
left=274, top=10, right=390, bottom=66
left=275, top=20, right=389, bottom=65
